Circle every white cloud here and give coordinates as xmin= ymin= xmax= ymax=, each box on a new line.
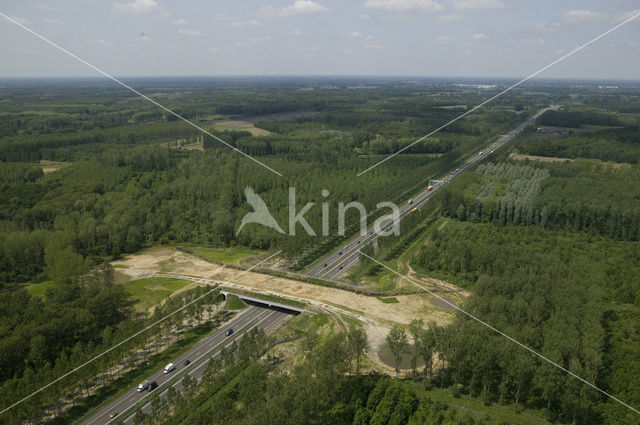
xmin=293 ymin=29 xmax=302 ymax=35
xmin=437 ymin=14 xmax=462 ymax=23
xmin=450 ymin=0 xmax=503 ymax=10
xmin=535 ymin=22 xmax=561 ymax=32
xmin=113 ymin=0 xmax=158 ymax=14
xmin=251 ymin=35 xmax=273 ymax=43
xmin=173 ymin=18 xmax=189 ymax=26
xmin=350 ymin=31 xmax=363 ymax=37
xmin=263 ymin=0 xmax=328 ymax=17
xmin=230 ymin=19 xmax=261 ymax=27
xmin=215 ymin=13 xmax=261 ymax=27
xmin=232 ymin=36 xmax=273 ymax=50
xmin=563 ymin=10 xmax=608 ymax=23
xmin=178 ymin=29 xmax=201 ymax=37
xmin=208 ymin=47 xmax=219 ymax=53
xmin=612 ymin=9 xmax=640 ymax=24
xmin=43 ymin=17 xmax=63 ymax=24
xmin=434 ymin=35 xmax=453 ymax=44
xmin=282 ymin=0 xmax=328 ymax=15
xmin=365 ymin=43 xmax=387 ymax=50
xmin=93 ymin=39 xmax=114 ymax=46
xmin=471 ymin=32 xmax=487 ymax=40
xmin=518 ymin=37 xmax=546 ymax=47
xmin=363 ymin=0 xmax=444 ymax=12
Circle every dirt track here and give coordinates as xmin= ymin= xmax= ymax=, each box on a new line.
xmin=113 ymin=247 xmax=459 ymax=370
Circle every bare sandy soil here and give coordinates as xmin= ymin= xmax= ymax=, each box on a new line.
xmin=113 ymin=247 xmax=459 ymax=369
xmin=215 ymin=120 xmax=271 ymax=136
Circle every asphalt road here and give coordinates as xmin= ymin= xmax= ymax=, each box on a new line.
xmin=81 ymin=305 xmax=292 ymax=425
xmin=304 ymin=106 xmax=557 ymax=281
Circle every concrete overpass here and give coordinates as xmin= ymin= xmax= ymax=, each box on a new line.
xmin=220 ymin=290 xmax=305 ymax=314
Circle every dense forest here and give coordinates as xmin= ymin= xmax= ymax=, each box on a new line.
xmin=410 ymin=221 xmax=639 ymax=423
xmin=437 ymin=160 xmax=640 ymax=241
xmin=1 ymin=78 xmax=640 ymax=424
xmin=0 ymin=79 xmax=541 ymax=286
xmin=350 ymin=95 xmax=640 ymax=424
xmin=122 ymin=325 xmax=514 ymax=425
xmin=0 ymin=269 xmax=220 ymax=425
xmin=405 ymin=104 xmax=640 ymax=424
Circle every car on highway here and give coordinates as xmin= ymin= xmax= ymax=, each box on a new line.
xmin=323 ymin=263 xmax=327 ymax=267
xmin=183 ymin=359 xmax=191 ymax=366
xmin=408 ymin=199 xmax=413 ymax=204
xmin=164 ymin=363 xmax=175 ymax=374
xmin=148 ymin=381 xmax=158 ymax=392
xmin=109 ymin=411 xmax=119 ymax=418
xmin=226 ymin=328 xmax=234 ymax=336
xmin=137 ymin=380 xmax=150 ymax=392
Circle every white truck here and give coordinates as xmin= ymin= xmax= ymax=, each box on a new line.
xmin=164 ymin=363 xmax=175 ymax=374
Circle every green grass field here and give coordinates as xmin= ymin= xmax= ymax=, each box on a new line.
xmin=26 ymin=280 xmax=57 ymax=298
xmin=189 ymin=246 xmax=264 ymax=266
xmin=224 ymin=294 xmax=247 ymax=310
xmin=125 ymin=277 xmax=193 ymax=310
xmin=377 ymin=297 xmax=400 ymax=304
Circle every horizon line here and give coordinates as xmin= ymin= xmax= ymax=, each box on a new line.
xmin=0 ymin=74 xmax=639 ymax=83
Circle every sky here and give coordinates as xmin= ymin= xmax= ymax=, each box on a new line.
xmin=0 ymin=0 xmax=639 ymax=80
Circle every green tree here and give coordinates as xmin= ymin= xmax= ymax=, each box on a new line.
xmin=348 ymin=328 xmax=369 ymax=375
xmin=133 ymin=406 xmax=146 ymax=425
xmin=387 ymin=326 xmax=408 ymax=380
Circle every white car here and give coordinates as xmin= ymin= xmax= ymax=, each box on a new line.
xmin=137 ymin=380 xmax=150 ymax=392
xmin=164 ymin=363 xmax=175 ymax=374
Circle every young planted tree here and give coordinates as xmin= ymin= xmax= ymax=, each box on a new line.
xmin=415 ymin=322 xmax=437 ymax=384
xmin=386 ymin=326 xmax=408 ymax=381
xmin=133 ymin=406 xmax=146 ymax=425
xmin=347 ymin=328 xmax=369 ymax=375
xmin=408 ymin=319 xmax=424 ymax=377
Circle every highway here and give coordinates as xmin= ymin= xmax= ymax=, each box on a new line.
xmin=304 ymin=106 xmax=557 ymax=281
xmin=81 ymin=305 xmax=292 ymax=425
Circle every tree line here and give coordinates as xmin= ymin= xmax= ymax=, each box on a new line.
xmin=410 ymin=220 xmax=640 ymax=423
